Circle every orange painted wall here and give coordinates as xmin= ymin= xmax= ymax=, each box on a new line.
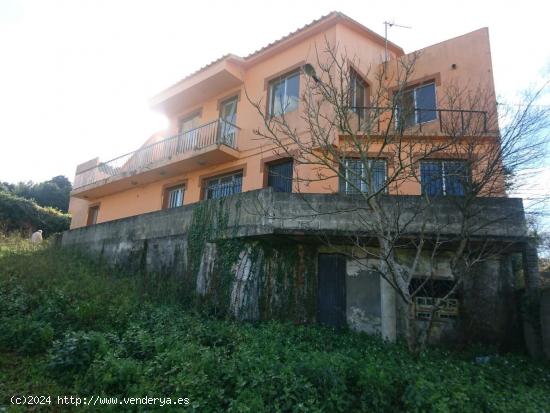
xmin=69 ymin=22 xmax=500 ymax=229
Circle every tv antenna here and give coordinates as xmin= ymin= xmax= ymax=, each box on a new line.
xmin=383 ymin=21 xmax=412 ymax=62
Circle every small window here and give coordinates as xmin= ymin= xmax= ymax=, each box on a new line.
xmin=269 ymin=71 xmax=300 ymax=116
xmin=396 ymin=82 xmax=437 ymax=128
xmin=420 ymin=160 xmax=468 ymax=196
xmin=410 ymin=278 xmax=459 ymax=320
xmin=165 ymin=185 xmax=185 ymax=209
xmin=350 ymin=69 xmax=367 ymax=111
xmin=267 ymin=159 xmax=293 ymax=193
xmin=205 ymin=171 xmax=243 ymax=200
xmin=339 ymin=159 xmax=387 ymax=195
xmin=87 ymin=205 xmax=99 ymax=226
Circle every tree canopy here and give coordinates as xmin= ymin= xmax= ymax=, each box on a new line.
xmin=0 ymin=175 xmax=72 ymax=213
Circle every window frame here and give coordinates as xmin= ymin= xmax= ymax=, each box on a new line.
xmin=179 ymin=111 xmax=202 ymax=133
xmin=86 ymin=204 xmax=100 ymax=226
xmin=164 ymin=184 xmax=185 ymax=209
xmin=420 ymin=159 xmax=469 ymax=196
xmin=267 ymin=158 xmax=294 ymax=193
xmin=396 ymin=81 xmax=437 ymax=128
xmin=204 ymin=170 xmax=243 ymax=200
xmin=350 ymin=69 xmax=368 ymax=111
xmin=340 ymin=158 xmax=387 ymax=195
xmin=268 ymin=70 xmax=300 ymax=117
xmin=219 ymin=96 xmax=238 ymax=124
xmin=410 ymin=277 xmax=459 ymax=321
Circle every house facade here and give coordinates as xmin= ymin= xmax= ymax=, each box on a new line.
xmin=68 ymin=12 xmax=498 ymax=228
xmin=63 ymin=12 xmax=535 ymax=346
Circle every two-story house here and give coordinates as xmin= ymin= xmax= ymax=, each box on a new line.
xmin=68 ymin=11 xmax=500 ymax=228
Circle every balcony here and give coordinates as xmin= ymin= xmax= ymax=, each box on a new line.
xmin=72 ymin=118 xmax=240 ymax=198
xmin=350 ymin=107 xmax=490 ymax=135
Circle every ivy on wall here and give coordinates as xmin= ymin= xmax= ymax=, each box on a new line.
xmin=184 ymin=197 xmax=318 ymax=322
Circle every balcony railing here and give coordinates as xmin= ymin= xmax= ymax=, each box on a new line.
xmin=351 ymin=106 xmax=488 ymax=134
xmin=74 ymin=118 xmax=239 ymax=189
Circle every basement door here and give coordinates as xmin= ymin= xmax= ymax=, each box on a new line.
xmin=317 ymin=254 xmax=346 ymax=328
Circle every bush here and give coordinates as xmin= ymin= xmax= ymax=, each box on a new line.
xmin=0 ymin=238 xmax=549 ymax=412
xmin=47 ymin=331 xmax=108 ymax=383
xmin=79 ymin=353 xmax=144 ymax=396
xmin=0 ymin=190 xmax=70 ymax=235
xmin=0 ymin=318 xmax=54 ymax=355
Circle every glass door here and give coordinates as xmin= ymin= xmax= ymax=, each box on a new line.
xmin=218 ymin=97 xmax=238 ymax=146
xmin=178 ymin=114 xmax=201 ymax=152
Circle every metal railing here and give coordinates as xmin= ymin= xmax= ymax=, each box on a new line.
xmin=351 ymin=106 xmax=488 ymax=134
xmin=74 ymin=118 xmax=239 ymax=189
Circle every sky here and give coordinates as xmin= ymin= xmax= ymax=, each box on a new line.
xmin=0 ymin=0 xmax=549 ymax=198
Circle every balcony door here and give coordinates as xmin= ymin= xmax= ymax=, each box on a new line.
xmin=218 ymin=97 xmax=238 ymax=146
xmin=179 ymin=113 xmax=201 ymax=153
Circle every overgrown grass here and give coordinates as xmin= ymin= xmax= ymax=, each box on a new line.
xmin=0 ymin=236 xmax=549 ymax=412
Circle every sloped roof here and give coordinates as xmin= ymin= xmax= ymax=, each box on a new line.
xmin=244 ymin=11 xmax=403 ymax=61
xmin=152 ymin=11 xmax=404 ymax=101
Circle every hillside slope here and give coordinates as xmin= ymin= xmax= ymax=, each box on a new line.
xmin=0 ymin=238 xmax=549 ymax=412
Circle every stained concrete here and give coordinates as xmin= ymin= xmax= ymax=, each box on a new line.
xmin=63 ymin=189 xmax=528 ymax=248
xmin=61 ymin=188 xmax=531 ymax=345
xmin=346 ymin=260 xmax=382 ymax=335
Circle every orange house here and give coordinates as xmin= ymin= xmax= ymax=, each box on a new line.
xmin=68 ymin=11 xmax=499 ymax=229
xmin=62 ymin=12 xmax=538 ymax=343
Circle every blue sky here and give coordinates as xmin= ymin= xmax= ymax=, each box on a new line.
xmin=1 ymin=0 xmax=549 ymax=218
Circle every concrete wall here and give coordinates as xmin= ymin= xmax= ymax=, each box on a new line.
xmin=64 ymin=189 xmax=528 ymax=246
xmin=62 ymin=189 xmax=529 ymax=347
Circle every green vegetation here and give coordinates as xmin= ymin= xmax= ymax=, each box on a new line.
xmin=1 ymin=236 xmax=549 ymax=412
xmin=0 ymin=190 xmax=70 ymax=235
xmin=1 ymin=175 xmax=72 ymax=212
xmin=187 ymin=199 xmax=317 ymax=321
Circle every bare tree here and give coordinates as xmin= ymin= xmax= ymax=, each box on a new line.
xmin=246 ymin=39 xmax=550 ymax=352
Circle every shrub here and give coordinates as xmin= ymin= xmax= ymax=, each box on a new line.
xmin=1 ymin=238 xmax=549 ymax=412
xmin=47 ymin=331 xmax=108 ymax=384
xmin=0 ymin=190 xmax=70 ymax=235
xmin=0 ymin=318 xmax=54 ymax=355
xmin=79 ymin=353 xmax=144 ymax=396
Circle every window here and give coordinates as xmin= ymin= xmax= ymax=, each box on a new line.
xmin=267 ymin=159 xmax=293 ymax=193
xmin=339 ymin=159 xmax=387 ymax=195
xmin=87 ymin=205 xmax=99 ymax=226
xmin=396 ymin=82 xmax=437 ymax=128
xmin=180 ymin=113 xmax=201 ymax=133
xmin=219 ymin=96 xmax=238 ymax=146
xmin=178 ymin=113 xmax=201 ymax=152
xmin=165 ymin=185 xmax=185 ymax=209
xmin=269 ymin=71 xmax=300 ymax=116
xmin=350 ymin=69 xmax=367 ymax=111
xmin=420 ymin=160 xmax=468 ymax=196
xmin=205 ymin=171 xmax=243 ymax=200
xmin=410 ymin=278 xmax=459 ymax=320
